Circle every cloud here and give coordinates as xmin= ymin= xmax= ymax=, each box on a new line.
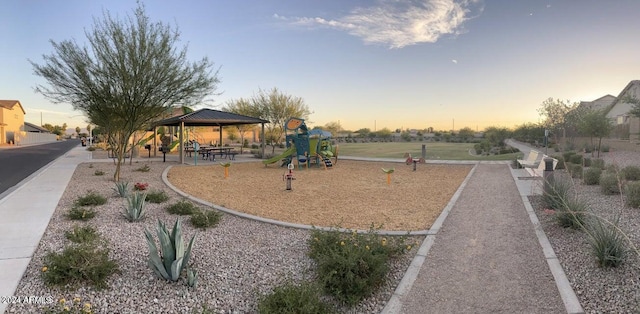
xmin=452 ymin=59 xmax=458 ymax=64
xmin=278 ymin=0 xmax=483 ymax=49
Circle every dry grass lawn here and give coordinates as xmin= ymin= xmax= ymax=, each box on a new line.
xmin=167 ymin=160 xmax=472 ymax=231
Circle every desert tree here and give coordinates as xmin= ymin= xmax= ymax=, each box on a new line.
xmin=537 ymin=98 xmax=578 ymax=144
xmin=577 ymin=109 xmax=614 ymax=158
xmin=30 ymin=4 xmax=220 ymax=181
xmin=223 ymin=98 xmax=261 ymax=154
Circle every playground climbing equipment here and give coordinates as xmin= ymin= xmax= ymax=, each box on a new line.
xmin=262 ymin=117 xmax=338 ymax=169
xmin=404 ymin=153 xmax=426 ymax=172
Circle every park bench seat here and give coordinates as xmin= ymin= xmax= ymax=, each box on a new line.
xmin=518 ymin=150 xmax=539 ymax=168
xmin=526 ymin=155 xmax=558 ymax=177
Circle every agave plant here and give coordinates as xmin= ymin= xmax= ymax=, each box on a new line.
xmin=144 ymin=219 xmax=196 ymax=281
xmin=187 ymin=268 xmax=198 ymax=288
xmin=123 ymin=191 xmax=147 ymax=222
xmin=113 ymin=181 xmax=130 ymax=197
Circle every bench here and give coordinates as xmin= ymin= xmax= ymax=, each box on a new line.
xmin=518 ymin=150 xmax=539 ymax=168
xmin=526 ymin=155 xmax=558 ymax=177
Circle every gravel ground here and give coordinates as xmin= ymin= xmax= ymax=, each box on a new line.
xmin=6 ymin=160 xmax=424 ymax=314
xmin=531 ymin=150 xmax=640 ymax=313
xmin=401 ymin=164 xmax=566 ymax=313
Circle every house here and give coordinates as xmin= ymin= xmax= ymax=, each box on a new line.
xmin=576 ymin=94 xmax=617 ymax=112
xmin=605 ymin=80 xmax=640 ymax=141
xmin=0 ymin=100 xmax=25 ymax=144
xmin=24 ymin=121 xmax=50 ymax=133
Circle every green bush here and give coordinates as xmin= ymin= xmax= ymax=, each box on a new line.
xmin=42 ymin=243 xmax=118 ymax=290
xmin=620 ymin=165 xmax=640 ymax=181
xmin=569 ymin=154 xmax=583 ymax=164
xmin=64 ymin=225 xmax=99 ymax=244
xmin=555 ymin=197 xmax=587 ymax=229
xmin=562 ymin=151 xmax=576 ymax=162
xmin=190 ymin=210 xmax=222 ymax=229
xmin=543 ymin=178 xmax=571 ymax=210
xmin=569 ymin=164 xmax=583 ymax=179
xmin=583 ymin=157 xmax=591 ymax=167
xmin=605 ymin=164 xmax=620 ymax=173
xmin=308 ymin=227 xmax=407 ymax=305
xmin=591 ymin=159 xmax=605 ymax=169
xmin=94 ymin=170 xmax=105 ymax=176
xmin=67 ymin=206 xmax=96 ymax=221
xmin=258 ymin=282 xmax=334 ymax=314
xmin=624 ymin=181 xmax=640 ymax=208
xmin=166 ymin=200 xmax=198 ymax=215
xmin=600 ymin=173 xmax=622 ymax=195
xmin=601 ymin=145 xmax=610 ymax=152
xmin=586 ymin=217 xmax=626 ymax=268
xmin=146 ymin=190 xmax=169 ymax=203
xmin=135 ymin=164 xmax=151 ymax=172
xmin=75 ymin=192 xmax=107 ymax=206
xmin=583 ymin=167 xmax=602 ymax=185
xmin=552 ymin=155 xmax=565 ymax=170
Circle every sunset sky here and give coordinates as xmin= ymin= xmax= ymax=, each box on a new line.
xmin=2 ymin=0 xmax=639 ymax=132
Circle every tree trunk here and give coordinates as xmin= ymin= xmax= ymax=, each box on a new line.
xmin=597 ymin=137 xmax=602 ymax=159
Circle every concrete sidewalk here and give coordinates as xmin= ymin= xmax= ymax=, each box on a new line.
xmin=0 ymin=146 xmax=90 ymax=314
xmin=384 ymin=163 xmax=582 ymax=314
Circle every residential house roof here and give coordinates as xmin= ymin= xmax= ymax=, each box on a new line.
xmin=0 ymin=100 xmax=26 ymax=114
xmin=24 ymin=121 xmax=50 ymax=133
xmin=577 ymin=94 xmax=617 ymax=112
xmin=605 ymin=80 xmax=640 ymax=120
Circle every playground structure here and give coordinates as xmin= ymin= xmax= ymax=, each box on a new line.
xmin=262 ymin=117 xmax=338 ymax=169
xmin=404 ymin=152 xmax=426 ymax=172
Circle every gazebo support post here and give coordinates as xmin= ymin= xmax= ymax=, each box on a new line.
xmin=218 ymin=125 xmax=223 ymax=147
xmin=261 ymin=123 xmax=265 ymax=159
xmin=179 ymin=121 xmax=184 ymax=164
xmin=153 ymin=126 xmax=157 ymax=157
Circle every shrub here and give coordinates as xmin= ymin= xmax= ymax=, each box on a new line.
xmin=620 ymin=165 xmax=640 ymax=181
xmin=94 ymin=170 xmax=105 ymax=176
xmin=582 ymin=157 xmax=591 ymax=167
xmin=555 ymin=196 xmax=587 ymax=229
xmin=144 ymin=219 xmax=196 ymax=282
xmin=135 ymin=164 xmax=151 ymax=172
xmin=67 ymin=206 xmax=96 ymax=221
xmin=42 ymin=243 xmax=118 ymax=290
xmin=583 ymin=167 xmax=602 ymax=185
xmin=190 ymin=210 xmax=222 ymax=229
xmin=146 ymin=190 xmax=169 ymax=203
xmin=600 ymin=173 xmax=622 ymax=195
xmin=552 ymin=155 xmax=565 ymax=170
xmin=605 ymin=164 xmax=620 ymax=174
xmin=601 ymin=145 xmax=610 ymax=152
xmin=113 ymin=181 xmax=129 ymax=198
xmin=569 ymin=154 xmax=583 ymax=164
xmin=75 ymin=192 xmax=107 ymax=206
xmin=251 ymin=144 xmax=259 ymax=149
xmin=568 ymin=164 xmax=583 ymax=179
xmin=562 ymin=151 xmax=576 ymax=162
xmin=586 ymin=216 xmax=626 ymax=267
xmin=542 ymin=178 xmax=571 ymax=210
xmin=166 ymin=200 xmax=198 ymax=215
xmin=624 ymin=181 xmax=640 ymax=208
xmin=308 ymin=227 xmax=407 ymax=305
xmin=258 ymin=282 xmax=334 ymax=314
xmin=591 ymin=159 xmax=605 ymax=169
xmin=133 ymin=182 xmax=149 ymax=191
xmin=64 ymin=225 xmax=99 ymax=244
xmin=123 ymin=192 xmax=147 ymax=222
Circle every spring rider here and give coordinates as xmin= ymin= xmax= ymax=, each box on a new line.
xmin=283 ymin=163 xmax=295 ymax=190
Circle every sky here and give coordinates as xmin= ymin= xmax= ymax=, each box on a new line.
xmin=2 ymin=0 xmax=640 ymax=132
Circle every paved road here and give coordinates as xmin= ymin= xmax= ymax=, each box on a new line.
xmin=0 ymin=140 xmax=79 ymax=197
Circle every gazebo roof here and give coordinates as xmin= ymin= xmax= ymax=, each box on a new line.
xmin=154 ymin=108 xmax=269 ymax=127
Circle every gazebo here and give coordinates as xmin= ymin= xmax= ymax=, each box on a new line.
xmin=153 ymin=108 xmax=269 ymax=164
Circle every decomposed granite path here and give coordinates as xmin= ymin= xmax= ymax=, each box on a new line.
xmin=400 ymin=163 xmax=566 ymax=313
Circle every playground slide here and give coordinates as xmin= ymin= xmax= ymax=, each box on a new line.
xmin=262 ymin=147 xmax=296 ymax=165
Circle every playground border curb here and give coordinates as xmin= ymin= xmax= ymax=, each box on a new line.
xmin=380 ymin=163 xmax=478 ymax=314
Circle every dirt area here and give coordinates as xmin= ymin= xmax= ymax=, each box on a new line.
xmin=167 ymin=160 xmax=472 ymax=231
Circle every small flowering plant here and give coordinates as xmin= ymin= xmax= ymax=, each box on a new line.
xmin=133 ymin=182 xmax=149 ymax=191
xmin=46 ymin=297 xmax=93 ymax=314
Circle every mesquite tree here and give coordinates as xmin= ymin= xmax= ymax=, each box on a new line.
xmin=31 ymin=4 xmax=219 ymax=181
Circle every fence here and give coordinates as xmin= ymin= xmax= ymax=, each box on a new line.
xmin=15 ymin=131 xmax=58 ymax=146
